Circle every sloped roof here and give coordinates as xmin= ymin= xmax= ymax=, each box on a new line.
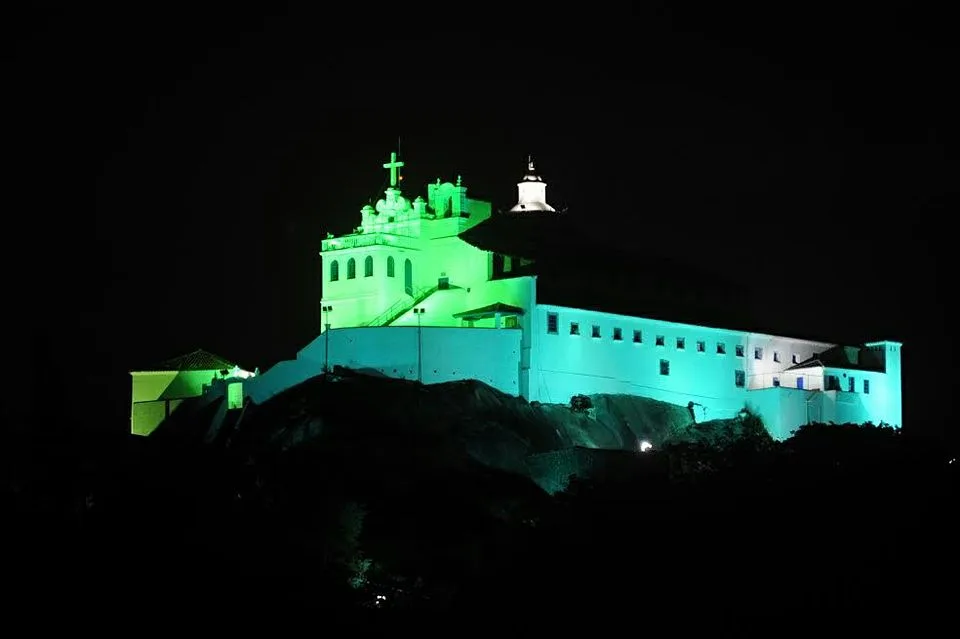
xmin=459 ymin=211 xmax=882 ymax=345
xmin=153 ymin=349 xmax=236 ymax=372
xmin=786 ymin=345 xmax=885 ymax=373
xmin=453 ymin=302 xmax=525 ymax=320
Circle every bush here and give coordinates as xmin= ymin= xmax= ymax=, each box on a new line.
xmin=569 ymin=394 xmax=593 ymax=413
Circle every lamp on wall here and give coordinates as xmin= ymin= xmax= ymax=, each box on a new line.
xmin=413 ymin=307 xmax=426 ymax=383
xmin=322 ymin=305 xmax=334 ymax=372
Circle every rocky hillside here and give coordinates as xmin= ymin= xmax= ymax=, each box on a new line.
xmin=155 ymin=368 xmax=768 ymax=493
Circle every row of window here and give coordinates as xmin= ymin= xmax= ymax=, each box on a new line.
xmin=546 ymin=312 xmax=805 ymax=364
xmin=657 ymin=359 xmax=746 ymax=388
xmin=826 ymin=375 xmax=870 ymax=394
xmin=329 ymin=256 xmax=405 ymax=281
xmin=657 ymin=361 xmax=870 ymax=393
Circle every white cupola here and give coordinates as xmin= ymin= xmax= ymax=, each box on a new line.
xmin=509 ymin=156 xmax=555 ymax=212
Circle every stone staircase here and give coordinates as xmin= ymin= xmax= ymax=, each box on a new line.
xmin=367 ymin=285 xmax=438 ymax=327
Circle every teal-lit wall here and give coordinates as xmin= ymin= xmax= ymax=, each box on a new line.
xmin=292 ymin=325 xmax=522 ymax=394
xmin=525 ymin=303 xmax=901 ymax=439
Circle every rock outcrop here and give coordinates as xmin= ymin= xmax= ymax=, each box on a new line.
xmin=154 ymin=368 xmax=763 ymax=493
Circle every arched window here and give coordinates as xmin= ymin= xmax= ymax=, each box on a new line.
xmin=404 ymin=258 xmax=413 ymax=295
xmin=387 ymin=255 xmax=395 ymax=277
xmin=347 ymin=257 xmax=356 ymax=279
xmin=329 ymin=260 xmax=339 ymax=282
xmin=364 ymin=255 xmax=373 ymax=277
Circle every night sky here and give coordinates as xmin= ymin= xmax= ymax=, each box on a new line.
xmin=12 ymin=5 xmax=955 ymax=436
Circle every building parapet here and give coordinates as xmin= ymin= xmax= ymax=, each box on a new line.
xmin=321 ymin=233 xmax=420 ymax=253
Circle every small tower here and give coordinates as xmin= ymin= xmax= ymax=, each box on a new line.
xmin=509 ymin=156 xmax=555 ymax=212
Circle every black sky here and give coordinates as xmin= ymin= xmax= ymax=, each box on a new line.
xmin=11 ymin=4 xmax=955 ymax=436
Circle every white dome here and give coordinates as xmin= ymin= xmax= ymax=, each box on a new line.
xmin=509 ymin=157 xmax=555 ymax=213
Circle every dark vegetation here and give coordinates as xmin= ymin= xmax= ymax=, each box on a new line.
xmin=5 ymin=379 xmax=955 ymax=628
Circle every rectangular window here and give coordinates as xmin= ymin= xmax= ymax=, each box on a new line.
xmin=735 ymin=370 xmax=745 ymax=387
xmin=754 ymin=347 xmax=763 ymax=360
xmin=591 ymin=325 xmax=601 ymax=338
xmin=660 ymin=359 xmax=670 ymax=376
xmin=633 ymin=330 xmax=642 ymax=343
xmin=696 ymin=340 xmax=705 ymax=353
xmin=656 ymin=335 xmax=665 ymax=346
xmin=848 ymin=376 xmax=855 ymax=392
xmin=676 ymin=337 xmax=685 ymax=350
xmin=717 ymin=342 xmax=726 ymax=355
xmin=570 ymin=322 xmax=580 ymax=336
xmin=773 ymin=376 xmax=780 ymax=387
xmin=613 ymin=327 xmax=623 ymax=341
xmin=546 ymin=312 xmax=558 ymax=334
xmin=797 ymin=377 xmax=804 ymax=390
xmin=773 ymin=351 xmax=781 ymax=363
xmin=735 ymin=345 xmax=744 ymax=357
xmin=792 ymin=353 xmax=799 ymax=364
xmin=864 ymin=379 xmax=870 ymax=394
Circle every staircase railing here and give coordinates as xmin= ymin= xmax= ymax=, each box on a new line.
xmin=367 ymin=285 xmax=438 ymax=327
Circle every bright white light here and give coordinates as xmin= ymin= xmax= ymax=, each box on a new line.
xmin=639 ymin=440 xmax=653 ymax=452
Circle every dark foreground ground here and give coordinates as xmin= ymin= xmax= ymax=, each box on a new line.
xmin=6 ymin=419 xmax=956 ymax=630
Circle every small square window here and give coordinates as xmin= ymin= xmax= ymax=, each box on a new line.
xmin=735 ymin=370 xmax=745 ymax=387
xmin=660 ymin=359 xmax=670 ymax=376
xmin=754 ymin=347 xmax=763 ymax=360
xmin=570 ymin=322 xmax=580 ymax=336
xmin=546 ymin=312 xmax=558 ymax=334
xmin=591 ymin=325 xmax=601 ymax=338
xmin=656 ymin=335 xmax=665 ymax=347
xmin=633 ymin=330 xmax=642 ymax=343
xmin=676 ymin=337 xmax=685 ymax=350
xmin=613 ymin=327 xmax=623 ymax=341
xmin=717 ymin=342 xmax=726 ymax=355
xmin=696 ymin=340 xmax=705 ymax=353
xmin=735 ymin=345 xmax=745 ymax=357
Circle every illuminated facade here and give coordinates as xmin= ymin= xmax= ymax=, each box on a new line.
xmin=244 ymin=153 xmax=903 ymax=441
xmin=130 ymin=349 xmax=255 ymax=435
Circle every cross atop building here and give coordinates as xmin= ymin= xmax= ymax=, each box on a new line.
xmin=383 ymin=151 xmax=405 ymax=188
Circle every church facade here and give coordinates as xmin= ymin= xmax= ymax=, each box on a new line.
xmin=238 ymin=153 xmax=903 ymax=441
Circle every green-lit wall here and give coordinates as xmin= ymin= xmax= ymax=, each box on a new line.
xmin=130 ymin=369 xmax=223 ymax=436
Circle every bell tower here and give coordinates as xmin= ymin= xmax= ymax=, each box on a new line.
xmin=509 ymin=156 xmax=556 ymax=212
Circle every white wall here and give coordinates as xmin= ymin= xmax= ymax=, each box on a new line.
xmin=743 ymin=334 xmax=834 ymax=388
xmin=528 ymin=304 xmax=753 ymax=420
xmin=747 ymin=387 xmax=826 ymax=440
xmin=824 ymin=365 xmax=901 ymax=427
xmin=297 ymin=326 xmax=523 ymax=395
xmin=243 ymin=358 xmax=326 ymax=405
xmin=321 ymin=245 xmax=409 ymax=329
xmin=525 ymin=303 xmax=882 ymax=439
